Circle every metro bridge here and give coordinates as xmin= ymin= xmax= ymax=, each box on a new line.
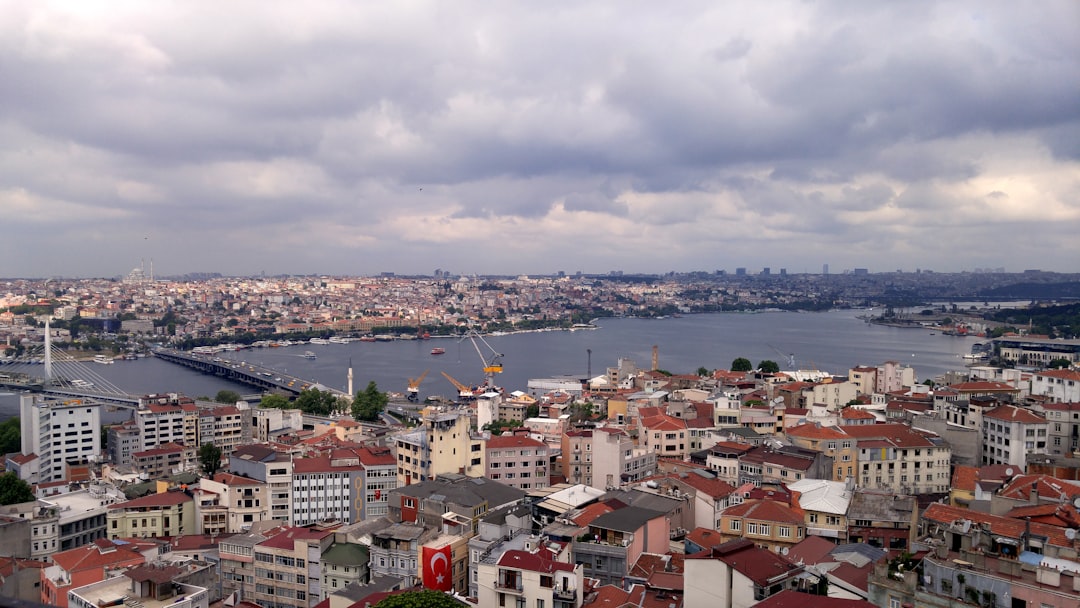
xmin=151 ymin=348 xmax=344 ymax=397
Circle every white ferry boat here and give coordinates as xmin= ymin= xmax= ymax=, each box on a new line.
xmin=93 ymin=354 xmax=114 ymax=364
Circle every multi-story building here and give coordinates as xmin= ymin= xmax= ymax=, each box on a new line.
xmin=718 ymin=499 xmax=806 ymax=554
xmin=252 ymin=523 xmax=339 ymax=608
xmin=639 ymin=412 xmax=689 ymax=459
xmin=591 ymin=427 xmax=656 ymax=491
xmin=228 ymin=444 xmax=296 ymax=523
xmin=1036 ymin=401 xmax=1080 ymax=456
xmin=17 ymin=394 xmax=102 ymax=484
xmin=388 ymin=474 xmax=525 ymax=536
xmin=561 ymin=430 xmax=593 ymax=487
xmin=570 ymin=506 xmax=669 ymax=586
xmin=135 ymin=402 xmax=192 ymax=451
xmin=845 ymin=489 xmax=918 ymax=555
xmin=320 ymin=541 xmax=369 ymax=599
xmin=197 ymin=472 xmax=271 ymax=534
xmin=40 ymin=539 xmax=150 ymax=608
xmin=198 ymin=404 xmax=250 ymax=455
xmin=107 ymin=421 xmax=141 ymax=466
xmin=0 ymin=485 xmax=122 ymax=557
xmin=787 ymin=478 xmax=851 ymax=542
xmin=848 ymin=366 xmax=878 ymax=396
xmin=106 ymin=490 xmax=195 ymax=539
xmin=784 ymin=423 xmax=858 ymax=482
xmin=478 ymin=544 xmax=584 ymax=608
xmin=1030 ymin=368 xmax=1080 ymax=403
xmin=132 ymin=442 xmax=196 ymax=479
xmin=291 ymin=447 xmax=397 ymax=525
xmin=738 ymin=445 xmax=832 ymax=487
xmin=981 ymin=404 xmax=1048 ymax=467
xmin=875 ymin=361 xmax=915 ymax=394
xmin=841 ymin=423 xmax=952 ymax=495
xmin=219 ymin=527 xmax=283 ymax=604
xmin=252 ymin=407 xmax=304 ymax=443
xmin=369 ymin=522 xmax=436 ymax=585
xmin=485 ymin=432 xmax=550 ymax=491
xmin=684 ymin=539 xmax=804 ymax=608
xmin=392 ymin=407 xmax=485 ymax=486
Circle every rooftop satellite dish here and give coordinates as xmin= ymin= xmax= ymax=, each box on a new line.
xmin=961 ymin=520 xmax=972 ymax=534
xmin=1073 ymin=496 xmax=1080 ymax=509
xmin=1066 ymin=529 xmax=1077 ymax=541
xmin=1005 ymin=467 xmax=1014 ymax=476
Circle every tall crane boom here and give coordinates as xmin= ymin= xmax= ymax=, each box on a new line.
xmin=465 ymin=329 xmax=503 ymax=390
xmin=441 ymin=371 xmax=476 ymax=400
xmin=406 ymin=369 xmax=429 ymax=401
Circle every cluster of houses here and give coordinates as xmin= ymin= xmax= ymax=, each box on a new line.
xmin=2 ymin=360 xmax=1080 ymax=608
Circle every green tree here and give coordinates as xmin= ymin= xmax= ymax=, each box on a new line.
xmin=731 ymin=357 xmax=753 ymax=372
xmin=0 ymin=418 xmax=21 ymax=454
xmin=0 ymin=472 xmax=35 ymax=505
xmin=198 ymin=443 xmax=222 ymax=477
xmin=215 ymin=390 xmax=241 ymax=404
xmin=260 ymin=394 xmax=291 ymax=409
xmin=294 ymin=388 xmax=339 ymax=416
xmin=1048 ymin=358 xmax=1072 ymax=369
xmin=352 ymin=381 xmax=388 ymax=421
xmin=374 ymin=590 xmax=466 ymax=608
xmin=757 ymin=360 xmax=780 ymax=374
xmin=526 ymin=403 xmax=540 ymax=419
xmin=697 ymin=366 xmax=711 ymax=377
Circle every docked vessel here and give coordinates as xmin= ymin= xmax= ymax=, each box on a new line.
xmin=431 ymin=347 xmax=446 ymax=355
xmin=93 ymin=354 xmax=114 ymax=364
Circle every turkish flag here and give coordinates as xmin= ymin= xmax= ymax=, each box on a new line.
xmin=421 ymin=545 xmax=453 ymax=591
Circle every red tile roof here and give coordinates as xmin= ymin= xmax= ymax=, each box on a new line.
xmin=690 ymin=539 xmax=802 ymax=586
xmin=486 ymin=434 xmax=547 ymax=450
xmin=722 ymin=499 xmax=803 ymax=524
xmin=258 ymin=525 xmax=338 ymax=550
xmin=785 ymin=423 xmax=848 ymax=440
xmin=1035 ymin=369 xmax=1080 ymax=381
xmin=50 ymin=543 xmax=146 ymax=573
xmin=923 ymin=503 xmax=1074 ymax=548
xmin=109 ymin=491 xmax=192 ymax=510
xmin=497 ymin=549 xmax=576 ymax=573
xmin=983 ymin=405 xmax=1046 ymax=424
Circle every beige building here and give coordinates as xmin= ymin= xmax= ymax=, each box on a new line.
xmin=393 ymin=407 xmax=485 ymax=486
xmin=197 ymin=472 xmax=270 ymax=534
xmin=561 ymin=430 xmax=593 ymax=487
xmin=718 ymin=499 xmax=806 ymax=554
xmin=477 ymin=543 xmax=584 ymax=608
xmin=639 ymin=412 xmax=689 ymax=459
xmin=591 ymin=427 xmax=656 ymax=491
xmin=252 ymin=523 xmax=340 ymax=608
xmin=107 ymin=490 xmax=195 ymax=539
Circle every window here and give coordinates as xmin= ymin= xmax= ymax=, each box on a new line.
xmin=730 ymin=519 xmax=741 ymax=532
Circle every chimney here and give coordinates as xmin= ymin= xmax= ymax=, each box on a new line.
xmin=1031 ymin=482 xmax=1039 ymax=505
xmin=652 ymin=345 xmax=659 ymax=372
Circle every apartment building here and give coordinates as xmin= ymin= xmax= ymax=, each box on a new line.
xmin=570 ymin=506 xmax=669 ymax=586
xmin=393 ymin=407 xmax=485 ymax=486
xmin=1030 ymin=368 xmax=1080 ymax=403
xmin=639 ymin=412 xmax=689 ymax=459
xmin=981 ymin=404 xmax=1048 ymax=467
xmin=738 ymin=445 xmax=832 ymax=487
xmin=228 ymin=444 xmax=296 ymax=523
xmin=320 ymin=541 xmax=369 ymax=599
xmin=842 ymin=423 xmax=952 ymax=495
xmin=67 ymin=565 xmax=209 ymax=608
xmin=291 ymin=447 xmax=397 ymax=525
xmin=135 ymin=402 xmax=195 ymax=450
xmin=131 ymin=442 xmax=196 ymax=479
xmin=848 ymin=366 xmax=878 ymax=395
xmin=875 ymin=361 xmax=915 ymax=394
xmin=369 ymin=522 xmax=437 ymax=586
xmin=389 ymin=474 xmax=525 ymax=536
xmin=253 ymin=407 xmax=304 ymax=443
xmin=684 ymin=539 xmax=804 ymax=608
xmin=1036 ymin=401 xmax=1080 ymax=456
xmin=784 ymin=423 xmax=858 ymax=482
xmin=198 ymin=404 xmax=250 ymax=454
xmin=17 ymin=394 xmax=102 ymax=484
xmin=591 ymin=427 xmax=656 ymax=491
xmin=197 ymin=472 xmax=270 ymax=534
xmin=107 ymin=422 xmax=141 ymax=466
xmin=787 ymin=478 xmax=851 ymax=542
xmin=219 ymin=527 xmax=283 ymax=604
xmin=561 ymin=430 xmax=593 ymax=488
xmin=478 ymin=544 xmax=584 ymax=608
xmin=485 ymin=432 xmax=550 ymax=491
xmin=719 ymin=499 xmax=806 ymax=554
xmin=106 ymin=490 xmax=195 ymax=539
xmin=40 ymin=539 xmax=150 ymax=608
xmin=251 ymin=523 xmax=339 ymax=608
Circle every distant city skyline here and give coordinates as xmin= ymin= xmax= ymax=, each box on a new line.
xmin=2 ymin=2 xmax=1078 ymax=277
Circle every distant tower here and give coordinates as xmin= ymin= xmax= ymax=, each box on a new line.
xmin=347 ymin=358 xmax=354 ymax=397
xmin=44 ymin=317 xmax=53 ymax=381
xmin=651 ymin=345 xmax=659 ymax=371
xmin=823 ymin=263 xmax=830 ymax=275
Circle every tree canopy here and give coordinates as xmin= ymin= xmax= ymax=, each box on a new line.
xmin=294 ymin=388 xmax=340 ymax=416
xmin=374 ymin=590 xmax=466 ymax=608
xmin=352 ymin=381 xmax=388 ymax=422
xmin=260 ymin=394 xmax=291 ymax=410
xmin=215 ymin=390 xmax=241 ymax=404
xmin=757 ymin=360 xmax=780 ymax=374
xmin=198 ymin=443 xmax=222 ymax=477
xmin=0 ymin=472 xmax=35 ymax=506
xmin=0 ymin=418 xmax=20 ymax=454
xmin=731 ymin=357 xmax=753 ymax=372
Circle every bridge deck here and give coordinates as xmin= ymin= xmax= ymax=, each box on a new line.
xmin=152 ymin=349 xmax=345 ymax=397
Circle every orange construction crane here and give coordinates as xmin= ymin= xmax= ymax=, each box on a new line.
xmin=406 ymin=369 xmax=429 ymax=402
xmin=441 ymin=371 xmax=476 ymax=401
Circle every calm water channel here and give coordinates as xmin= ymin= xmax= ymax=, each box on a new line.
xmin=0 ymin=309 xmax=984 ymax=421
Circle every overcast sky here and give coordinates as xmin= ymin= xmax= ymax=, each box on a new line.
xmin=2 ymin=1 xmax=1078 ymax=278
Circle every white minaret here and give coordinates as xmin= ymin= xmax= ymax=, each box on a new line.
xmin=347 ymin=357 xmax=354 ymax=397
xmin=44 ymin=317 xmax=53 ymax=381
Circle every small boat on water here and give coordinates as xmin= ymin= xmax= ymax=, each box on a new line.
xmin=93 ymin=354 xmax=114 ymax=364
xmin=431 ymin=347 xmax=446 ymax=355
xmin=309 ymin=338 xmax=330 ymax=345
xmin=303 ymin=351 xmax=317 ymax=360
xmin=358 ymin=335 xmax=376 ymax=342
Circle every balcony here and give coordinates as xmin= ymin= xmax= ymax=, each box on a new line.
xmin=553 ymin=585 xmax=577 ymax=601
xmin=496 ymin=570 xmax=523 ymax=594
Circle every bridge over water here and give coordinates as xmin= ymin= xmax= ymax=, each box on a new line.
xmin=151 ymin=348 xmax=346 ymax=397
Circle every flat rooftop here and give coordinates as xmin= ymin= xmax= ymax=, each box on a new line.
xmin=71 ymin=576 xmax=206 ymax=608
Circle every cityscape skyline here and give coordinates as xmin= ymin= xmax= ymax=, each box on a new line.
xmin=2 ymin=2 xmax=1078 ymax=278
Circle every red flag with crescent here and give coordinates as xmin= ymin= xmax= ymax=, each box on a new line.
xmin=422 ymin=544 xmax=453 ymax=591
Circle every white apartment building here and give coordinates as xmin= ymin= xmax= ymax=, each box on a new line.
xmin=135 ymin=403 xmax=191 ymax=450
xmin=1030 ymin=369 xmax=1080 ymax=403
xmin=591 ymin=427 xmax=656 ymax=491
xmin=18 ymin=394 xmax=102 ymax=484
xmin=981 ymin=404 xmax=1049 ymax=467
xmin=875 ymin=360 xmax=916 ymax=394
xmin=477 ymin=545 xmax=584 ymax=608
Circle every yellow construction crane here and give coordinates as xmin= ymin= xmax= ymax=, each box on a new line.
xmin=465 ymin=329 xmax=503 ymax=390
xmin=441 ymin=371 xmax=476 ymax=401
xmin=406 ymin=369 xmax=429 ymax=402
